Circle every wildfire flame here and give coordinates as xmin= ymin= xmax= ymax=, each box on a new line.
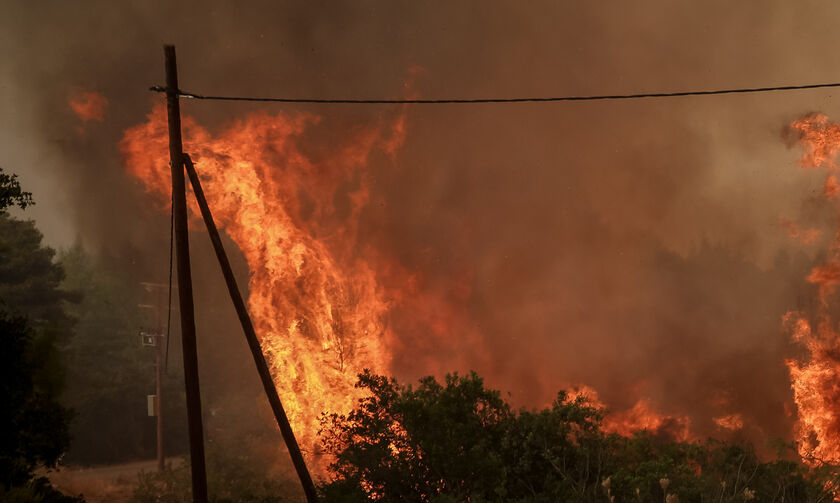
xmin=713 ymin=413 xmax=744 ymax=432
xmin=785 ymin=113 xmax=840 ymax=463
xmin=121 ymin=103 xmax=403 ymax=460
xmin=568 ymin=385 xmax=695 ymax=442
xmin=120 ymin=100 xmax=706 ymax=467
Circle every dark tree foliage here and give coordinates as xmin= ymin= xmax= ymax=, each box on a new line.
xmin=319 ymin=371 xmax=840 ymax=502
xmin=320 ymin=371 xmax=513 ymax=502
xmin=0 ymin=312 xmax=80 ymax=502
xmin=0 ymin=166 xmax=33 ymax=211
xmin=0 ymin=313 xmax=70 ymax=486
xmin=0 ymin=174 xmax=82 ymax=501
xmin=0 ymin=213 xmax=78 ymax=327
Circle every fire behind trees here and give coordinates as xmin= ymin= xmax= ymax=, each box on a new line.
xmin=1 ymin=164 xmax=839 ymax=502
xmin=118 ymin=97 xmax=840 ymax=469
xmin=318 ymin=371 xmax=838 ymax=503
xmin=131 ymin=369 xmax=840 ymax=502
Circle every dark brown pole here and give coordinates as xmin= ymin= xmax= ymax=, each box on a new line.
xmin=155 ymin=336 xmax=164 ymax=472
xmin=154 ymin=290 xmax=165 ymax=473
xmin=164 ymin=45 xmax=208 ymax=503
xmin=183 ymin=155 xmax=319 ymax=503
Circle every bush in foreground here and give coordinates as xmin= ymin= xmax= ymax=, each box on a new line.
xmin=319 ymin=370 xmax=839 ymax=502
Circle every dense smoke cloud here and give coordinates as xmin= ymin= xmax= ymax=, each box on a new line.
xmin=5 ymin=0 xmax=840 ymax=454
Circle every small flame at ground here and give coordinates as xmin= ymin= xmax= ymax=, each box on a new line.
xmin=713 ymin=413 xmax=744 ymax=432
xmin=568 ymin=385 xmax=695 ymax=441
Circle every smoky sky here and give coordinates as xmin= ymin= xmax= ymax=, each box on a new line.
xmin=5 ymin=0 xmax=840 ymax=449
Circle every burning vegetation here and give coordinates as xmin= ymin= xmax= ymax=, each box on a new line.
xmin=9 ymin=75 xmax=840 ymax=503
xmin=9 ymin=2 xmax=840 ymax=501
xmin=117 ymin=98 xmax=840 ymax=476
xmin=785 ymin=113 xmax=840 ymax=464
xmin=120 ymin=102 xmax=726 ymax=468
xmin=121 ymin=103 xmax=402 ymax=461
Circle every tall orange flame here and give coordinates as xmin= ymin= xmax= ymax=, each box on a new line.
xmin=121 ymin=104 xmax=403 ymax=460
xmin=785 ymin=113 xmax=840 ymax=463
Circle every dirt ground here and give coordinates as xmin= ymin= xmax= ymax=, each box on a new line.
xmin=44 ymin=458 xmax=181 ymax=503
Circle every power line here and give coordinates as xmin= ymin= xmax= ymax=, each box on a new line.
xmin=149 ymin=81 xmax=840 ymax=104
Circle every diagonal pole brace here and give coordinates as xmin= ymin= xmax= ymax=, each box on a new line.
xmin=183 ymin=154 xmax=319 ymax=502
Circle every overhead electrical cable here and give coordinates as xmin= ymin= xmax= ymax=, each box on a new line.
xmin=150 ymin=81 xmax=840 ymax=104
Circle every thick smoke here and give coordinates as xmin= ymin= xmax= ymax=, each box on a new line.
xmin=5 ymin=0 xmax=840 ymax=456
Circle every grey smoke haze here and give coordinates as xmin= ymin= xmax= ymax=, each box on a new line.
xmin=4 ymin=0 xmax=840 ymax=451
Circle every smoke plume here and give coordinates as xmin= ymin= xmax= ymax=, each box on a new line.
xmin=5 ymin=0 xmax=840 ymax=460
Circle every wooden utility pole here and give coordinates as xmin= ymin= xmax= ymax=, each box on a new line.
xmin=164 ymin=45 xmax=208 ymax=503
xmin=154 ymin=330 xmax=164 ymax=471
xmin=184 ymin=155 xmax=319 ymax=503
xmin=139 ymin=282 xmax=169 ymax=472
